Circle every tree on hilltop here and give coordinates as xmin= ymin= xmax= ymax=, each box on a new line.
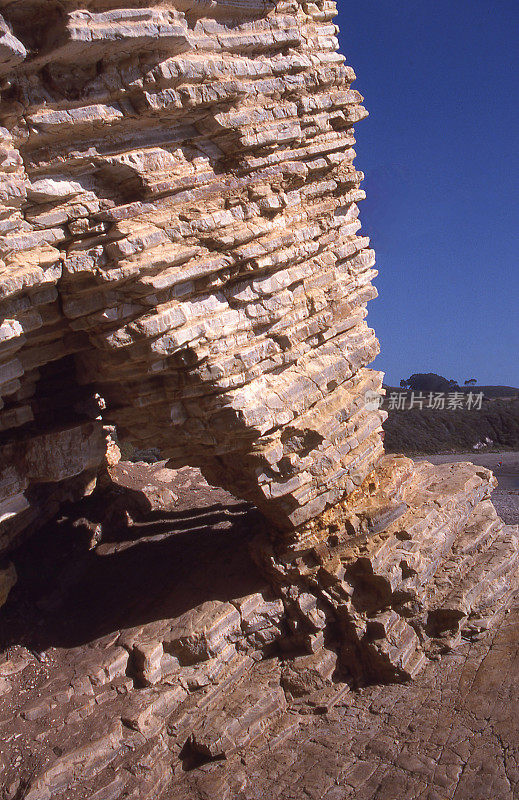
xmin=401 ymin=373 xmax=459 ymax=392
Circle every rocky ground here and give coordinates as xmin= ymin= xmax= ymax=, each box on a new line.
xmin=0 ymin=455 xmax=518 ymax=800
xmin=417 ymin=453 xmax=519 ymax=527
xmin=175 ymin=603 xmax=519 ymax=800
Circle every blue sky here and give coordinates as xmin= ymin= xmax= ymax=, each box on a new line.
xmin=337 ymin=1 xmax=518 ymax=387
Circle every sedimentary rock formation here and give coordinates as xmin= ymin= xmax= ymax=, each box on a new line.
xmin=0 ymin=462 xmax=517 ymax=800
xmin=0 ymin=0 xmax=384 ymax=547
xmin=0 ymin=3 xmax=518 ymax=777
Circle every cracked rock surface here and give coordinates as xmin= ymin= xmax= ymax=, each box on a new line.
xmin=0 ymin=0 xmax=385 ymax=545
xmin=176 ymin=603 xmax=519 ymax=800
xmin=0 ymin=462 xmax=518 ymax=800
xmin=0 ymin=3 xmax=518 ymax=792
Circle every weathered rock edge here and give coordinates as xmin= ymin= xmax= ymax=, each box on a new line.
xmin=0 ymin=0 xmax=517 ymax=755
xmin=1 ymin=458 xmax=518 ymax=800
xmin=1 ymin=0 xmax=383 ymax=554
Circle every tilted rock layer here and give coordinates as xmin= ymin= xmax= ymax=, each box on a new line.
xmin=0 ymin=0 xmax=517 ymax=700
xmin=0 ymin=0 xmax=384 ymax=546
xmin=0 ymin=462 xmax=517 ymax=800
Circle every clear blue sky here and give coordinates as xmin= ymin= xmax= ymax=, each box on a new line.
xmin=337 ymin=1 xmax=518 ymax=387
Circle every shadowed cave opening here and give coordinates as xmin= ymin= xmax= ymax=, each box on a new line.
xmin=0 ymin=477 xmax=265 ymax=654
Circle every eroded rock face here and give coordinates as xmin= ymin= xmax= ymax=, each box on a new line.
xmin=1 ymin=6 xmax=518 ymax=794
xmin=0 ymin=0 xmax=517 ymax=708
xmin=0 ymin=461 xmax=517 ymax=800
xmin=0 ymin=0 xmax=384 ymax=546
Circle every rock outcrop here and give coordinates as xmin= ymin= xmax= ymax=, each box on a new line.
xmin=0 ymin=460 xmax=517 ymax=800
xmin=0 ymin=0 xmax=517 ymax=769
xmin=0 ymin=0 xmax=383 ymax=549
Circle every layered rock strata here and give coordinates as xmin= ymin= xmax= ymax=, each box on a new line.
xmin=0 ymin=461 xmax=517 ymax=800
xmin=254 ymin=455 xmax=519 ymax=683
xmin=0 ymin=0 xmax=383 ymax=547
xmin=0 ymin=0 xmax=517 ymax=698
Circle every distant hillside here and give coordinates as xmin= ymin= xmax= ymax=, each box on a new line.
xmin=465 ymin=386 xmax=519 ymax=398
xmin=383 ymin=385 xmax=519 ymax=399
xmin=383 ymin=399 xmax=519 ymax=455
xmin=391 ymin=374 xmax=519 ymax=400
